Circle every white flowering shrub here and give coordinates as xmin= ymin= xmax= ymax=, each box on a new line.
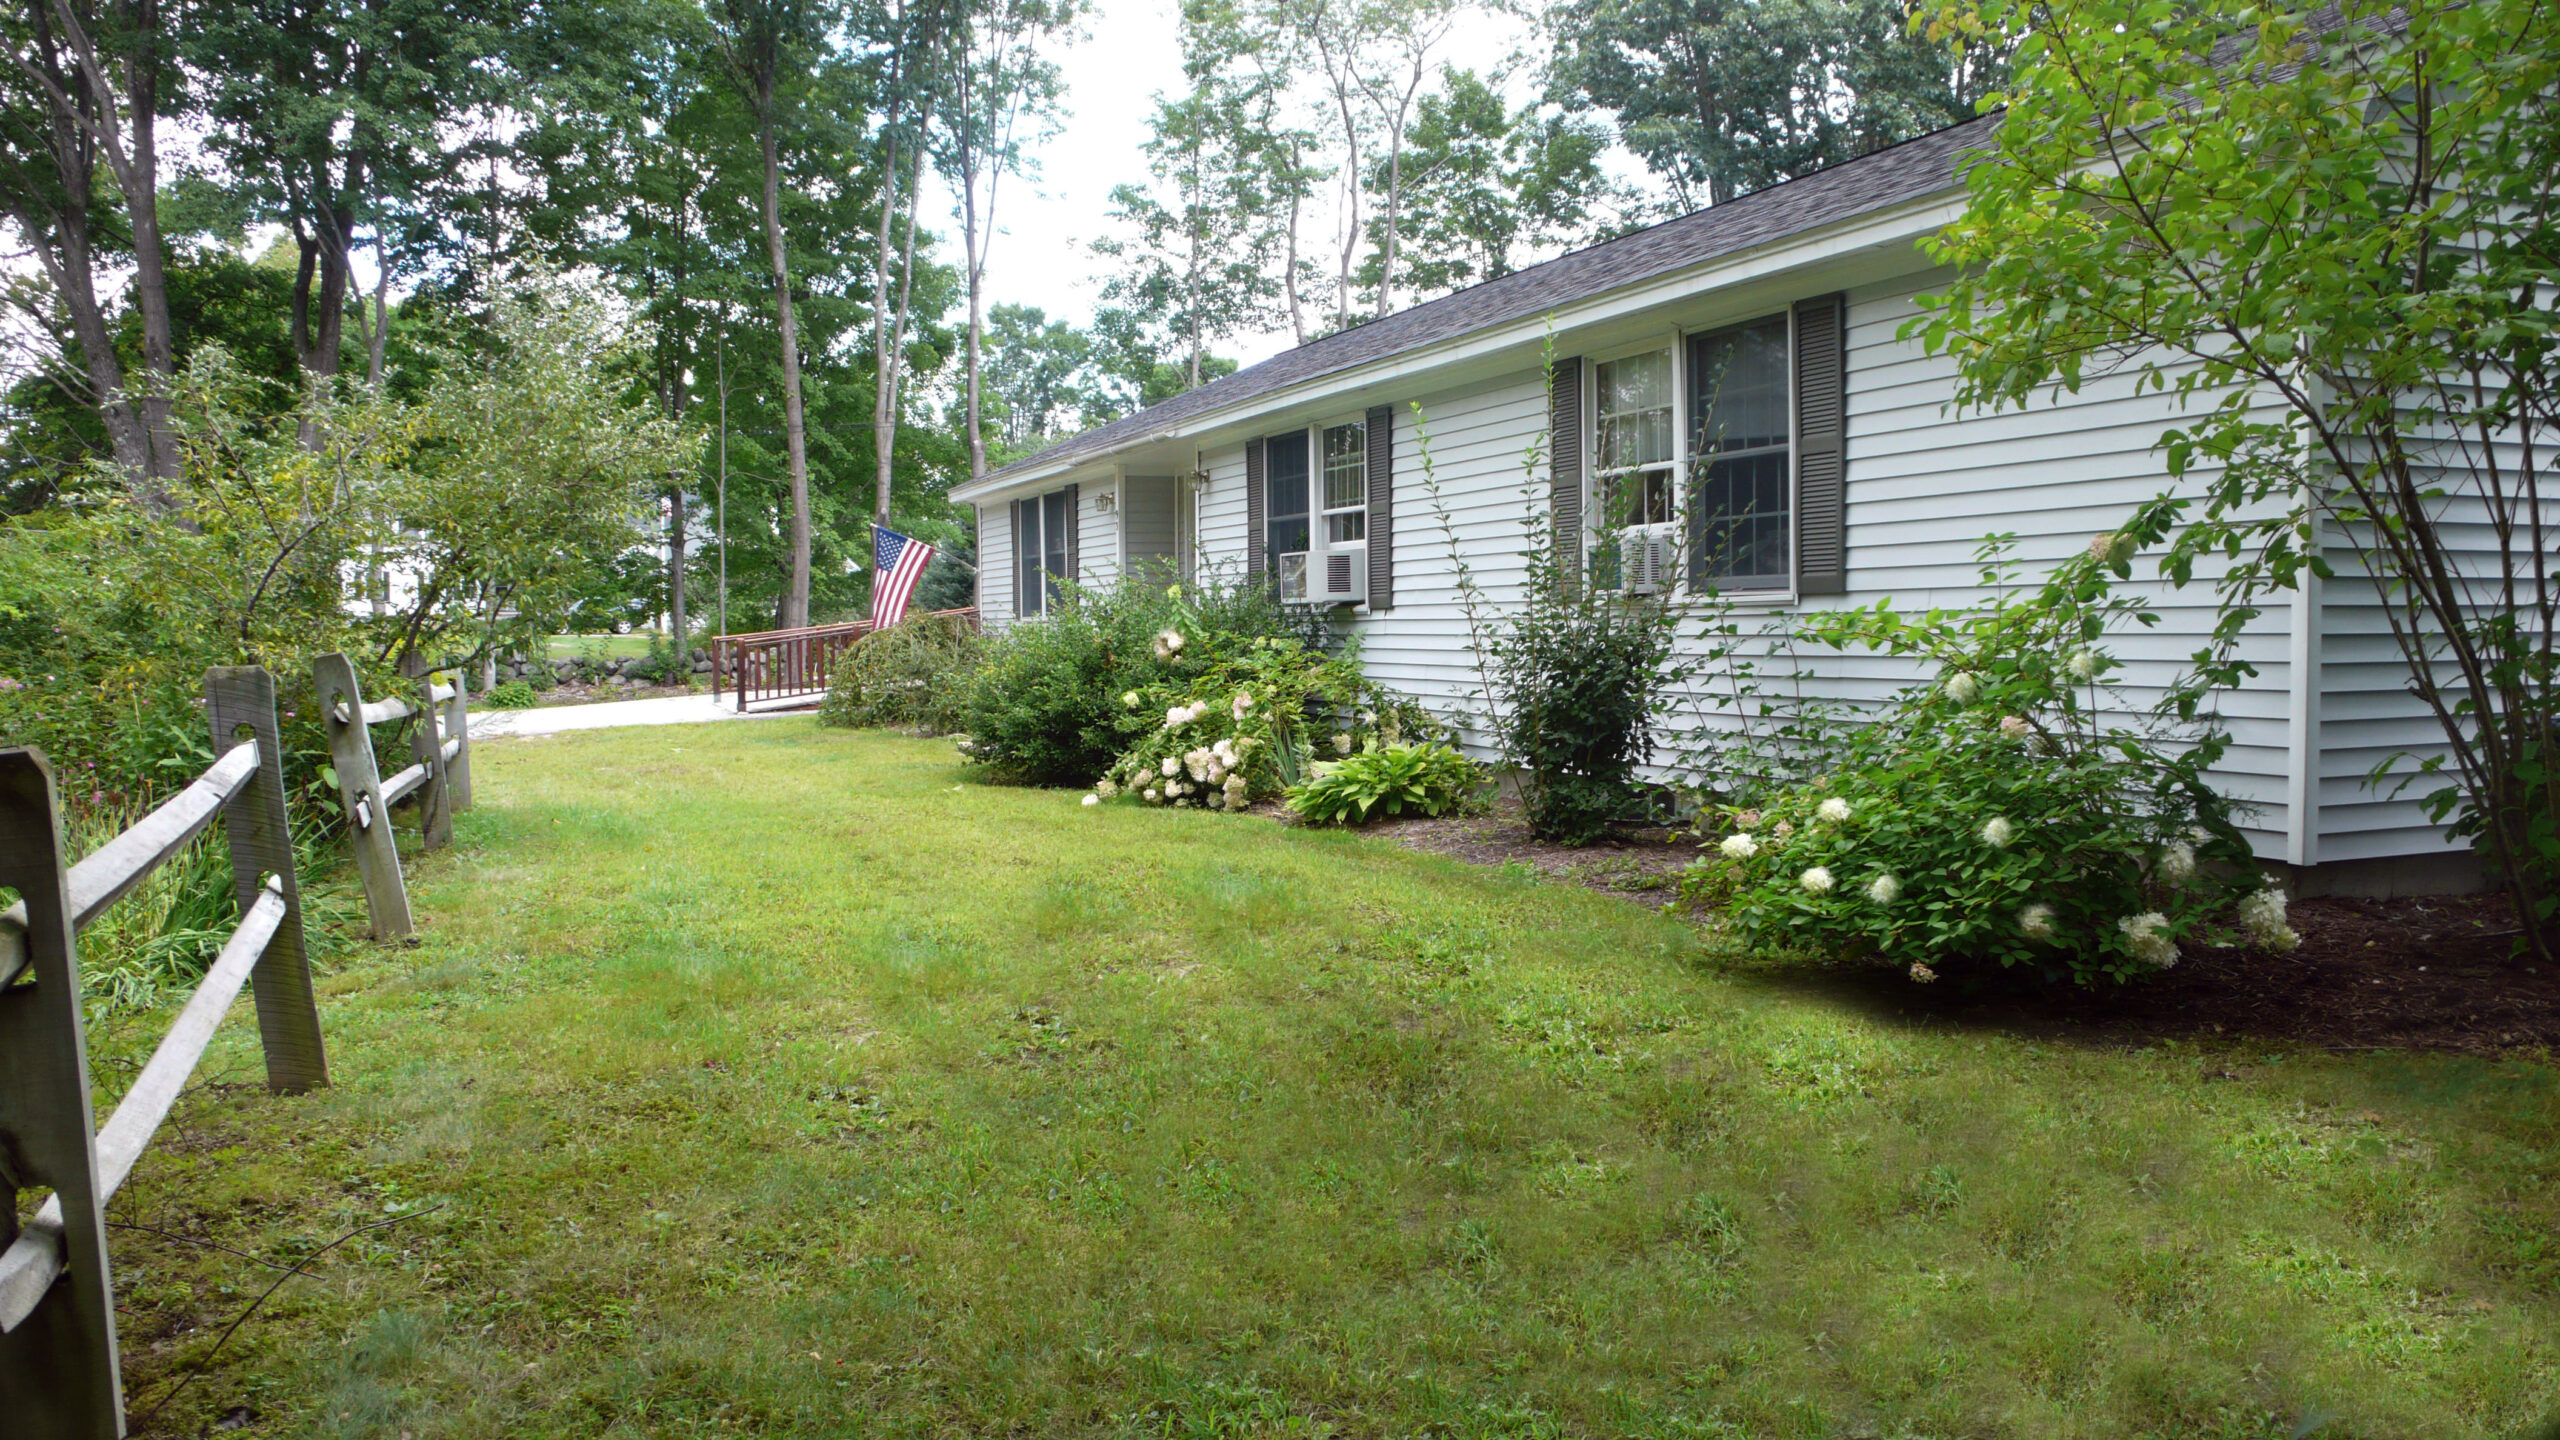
xmin=1680 ymin=539 xmax=2295 ymax=985
xmin=955 ymin=576 xmax=1317 ymax=785
xmin=1093 ymin=635 xmax=1448 ymax=814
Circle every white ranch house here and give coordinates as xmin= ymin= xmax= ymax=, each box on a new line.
xmin=954 ymin=116 xmax=2463 ymax=898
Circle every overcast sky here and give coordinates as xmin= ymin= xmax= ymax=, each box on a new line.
xmin=929 ymin=0 xmax=1611 ymax=368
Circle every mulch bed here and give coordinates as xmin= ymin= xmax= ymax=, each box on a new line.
xmin=1373 ymin=803 xmax=2556 ymax=1056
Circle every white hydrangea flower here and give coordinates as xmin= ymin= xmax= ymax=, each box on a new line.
xmin=1231 ymin=690 xmax=1257 ymax=718
xmin=1799 ymin=866 xmax=1835 ymax=895
xmin=1151 ymin=628 xmax=1187 ymax=660
xmin=1333 ymin=732 xmax=1353 ymax=754
xmin=1866 ymin=873 xmax=1900 ymax=904
xmin=1943 ymin=671 xmax=1981 ymax=704
xmin=2237 ymin=886 xmax=2300 ymax=951
xmin=1185 ymin=749 xmax=1211 ymax=782
xmin=1998 ymin=715 xmax=2032 ymax=741
xmin=1817 ymin=797 xmax=1852 ymax=824
xmin=1081 ymin=793 xmax=1100 ymax=808
xmin=1206 ymin=791 xmax=1226 ymax=810
xmin=1773 ymin=819 xmax=1795 ymax=838
xmin=1909 ymin=962 xmax=1938 ymax=985
xmin=2119 ymin=911 xmax=2179 ymax=968
xmin=2019 ymin=903 xmax=2058 ymax=941
xmin=2067 ymin=649 xmax=2100 ymax=682
xmin=2157 ymin=841 xmax=2198 ymax=886
xmin=1224 ymin=775 xmax=1249 ymax=805
xmin=1143 ymin=787 xmax=1161 ymax=803
xmin=1122 ymin=690 xmax=1141 ymax=709
xmin=1719 ymin=833 xmax=1759 ymax=860
xmin=1160 ymin=756 xmax=1181 ymax=778
xmin=1981 ymin=816 xmax=2015 ymax=848
xmin=1096 ymin=779 xmax=1117 ymax=797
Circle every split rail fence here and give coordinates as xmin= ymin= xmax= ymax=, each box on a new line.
xmin=710 ymin=607 xmax=977 ymax=713
xmin=1 ymin=659 xmax=474 ymax=1436
xmin=0 ymin=667 xmax=325 ymax=1439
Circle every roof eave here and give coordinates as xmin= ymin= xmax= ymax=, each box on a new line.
xmin=951 ymin=183 xmax=1968 ymax=509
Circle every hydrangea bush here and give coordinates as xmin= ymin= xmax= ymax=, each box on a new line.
xmin=1091 ymin=631 xmax=1444 ymax=813
xmin=1681 ymin=539 xmax=2301 ymax=985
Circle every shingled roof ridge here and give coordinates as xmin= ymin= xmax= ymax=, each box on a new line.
xmin=975 ymin=109 xmax=1999 ymax=488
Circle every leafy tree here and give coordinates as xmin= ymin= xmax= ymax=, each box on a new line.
xmin=1095 ymin=56 xmax=1291 ymax=391
xmin=375 ymin=273 xmax=689 ymax=671
xmin=932 ymin=0 xmax=1074 ymax=480
xmin=0 ymin=0 xmax=183 ymax=490
xmin=982 ymin=302 xmax=1092 ymax=453
xmin=1911 ymin=0 xmax=2560 ymax=959
xmin=185 ymin=0 xmax=517 ymax=391
xmin=1360 ymin=66 xmax=1621 ymax=298
xmin=1548 ymin=0 xmax=2002 ymax=209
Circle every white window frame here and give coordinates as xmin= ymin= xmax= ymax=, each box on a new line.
xmin=1269 ymin=418 xmax=1371 ymax=607
xmin=1013 ymin=485 xmax=1077 ymax=618
xmin=1590 ymin=342 xmax=1680 ymax=533
xmin=1585 ymin=313 xmax=1799 ymax=601
xmin=1683 ymin=310 xmax=1796 ymax=595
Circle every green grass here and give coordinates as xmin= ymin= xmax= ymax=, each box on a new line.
xmin=545 ymin=631 xmax=664 ymax=660
xmin=98 ymin=723 xmax=2560 ymax=1437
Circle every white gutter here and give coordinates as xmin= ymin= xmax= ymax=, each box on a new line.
xmin=950 ymin=187 xmax=1969 ymax=507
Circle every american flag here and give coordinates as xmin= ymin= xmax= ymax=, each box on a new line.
xmin=870 ymin=524 xmax=936 ymax=629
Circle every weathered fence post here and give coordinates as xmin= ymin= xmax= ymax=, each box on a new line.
xmin=0 ymin=666 xmax=331 ymax=1434
xmin=440 ymin=674 xmax=473 ymax=812
xmin=0 ymin=751 xmax=125 ymax=1438
xmin=313 ymin=652 xmax=412 ymax=939
xmin=207 ymin=666 xmax=328 ymax=1093
xmin=411 ymin=680 xmax=452 ymax=854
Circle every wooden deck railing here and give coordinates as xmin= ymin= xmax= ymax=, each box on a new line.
xmin=710 ymin=608 xmax=978 ymax=713
xmin=0 ymin=666 xmax=327 ymax=1437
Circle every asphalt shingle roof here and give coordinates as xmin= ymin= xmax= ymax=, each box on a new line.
xmin=976 ymin=112 xmax=1998 ymax=489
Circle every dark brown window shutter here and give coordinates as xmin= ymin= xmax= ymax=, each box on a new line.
xmin=1548 ymin=357 xmax=1584 ymax=583
xmin=1245 ymin=437 xmax=1267 ymax=585
xmin=1794 ymin=293 xmax=1848 ymax=596
xmin=1365 ymin=404 xmax=1394 ymax=610
xmin=1064 ymin=483 xmax=1081 ymax=589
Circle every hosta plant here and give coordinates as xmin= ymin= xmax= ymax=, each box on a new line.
xmin=1287 ymin=742 xmax=1481 ymax=826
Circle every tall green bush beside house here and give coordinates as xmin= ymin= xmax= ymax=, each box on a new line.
xmin=1912 ymin=0 xmax=2560 ymax=958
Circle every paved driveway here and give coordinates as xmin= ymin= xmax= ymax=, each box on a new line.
xmin=469 ymin=693 xmax=808 ymax=739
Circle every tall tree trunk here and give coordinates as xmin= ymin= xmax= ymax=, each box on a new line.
xmin=15 ymin=0 xmax=178 ymax=497
xmin=962 ymin=156 xmax=988 ymax=479
xmin=754 ymin=76 xmax=813 ymax=629
xmin=365 ymin=237 xmax=390 ymax=386
xmin=874 ymin=119 xmax=930 ymax=523
xmin=869 ymin=128 xmax=904 ymax=526
xmin=1282 ymin=138 xmax=1307 ymax=346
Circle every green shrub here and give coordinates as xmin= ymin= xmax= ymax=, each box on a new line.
xmin=1680 ymin=542 xmax=2294 ymax=985
xmin=1286 ymin=742 xmax=1481 ymax=825
xmin=954 ymin=575 xmax=1305 ymax=786
xmin=484 ymin=680 xmax=540 ymax=709
xmin=1095 ymin=635 xmax=1409 ymax=809
xmin=818 ymin=613 xmax=984 ymax=733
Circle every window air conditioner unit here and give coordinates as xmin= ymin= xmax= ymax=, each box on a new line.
xmin=1277 ymin=551 xmax=1310 ymax=604
xmin=1315 ymin=540 xmax=1368 ymax=606
xmin=1619 ymin=523 xmax=1680 ymax=595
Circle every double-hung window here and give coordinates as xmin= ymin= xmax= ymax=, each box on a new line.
xmin=1686 ymin=316 xmax=1792 ymax=590
xmin=1594 ymin=351 xmax=1676 ymax=528
xmin=1265 ymin=430 xmax=1312 ymax=601
xmin=1263 ymin=421 xmax=1369 ymax=605
xmin=1012 ymin=486 xmax=1077 ymax=618
xmin=1321 ymin=421 xmax=1367 ymax=543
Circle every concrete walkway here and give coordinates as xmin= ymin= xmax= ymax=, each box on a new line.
xmin=470 ymin=692 xmax=812 ymax=740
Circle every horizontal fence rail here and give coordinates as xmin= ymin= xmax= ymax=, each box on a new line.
xmin=711 ymin=608 xmax=977 ymax=713
xmin=0 ymin=665 xmax=326 ymax=1439
xmin=312 ymin=655 xmax=474 ymax=940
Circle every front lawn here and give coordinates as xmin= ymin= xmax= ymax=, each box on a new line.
xmin=103 ymin=723 xmax=2558 ymax=1437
